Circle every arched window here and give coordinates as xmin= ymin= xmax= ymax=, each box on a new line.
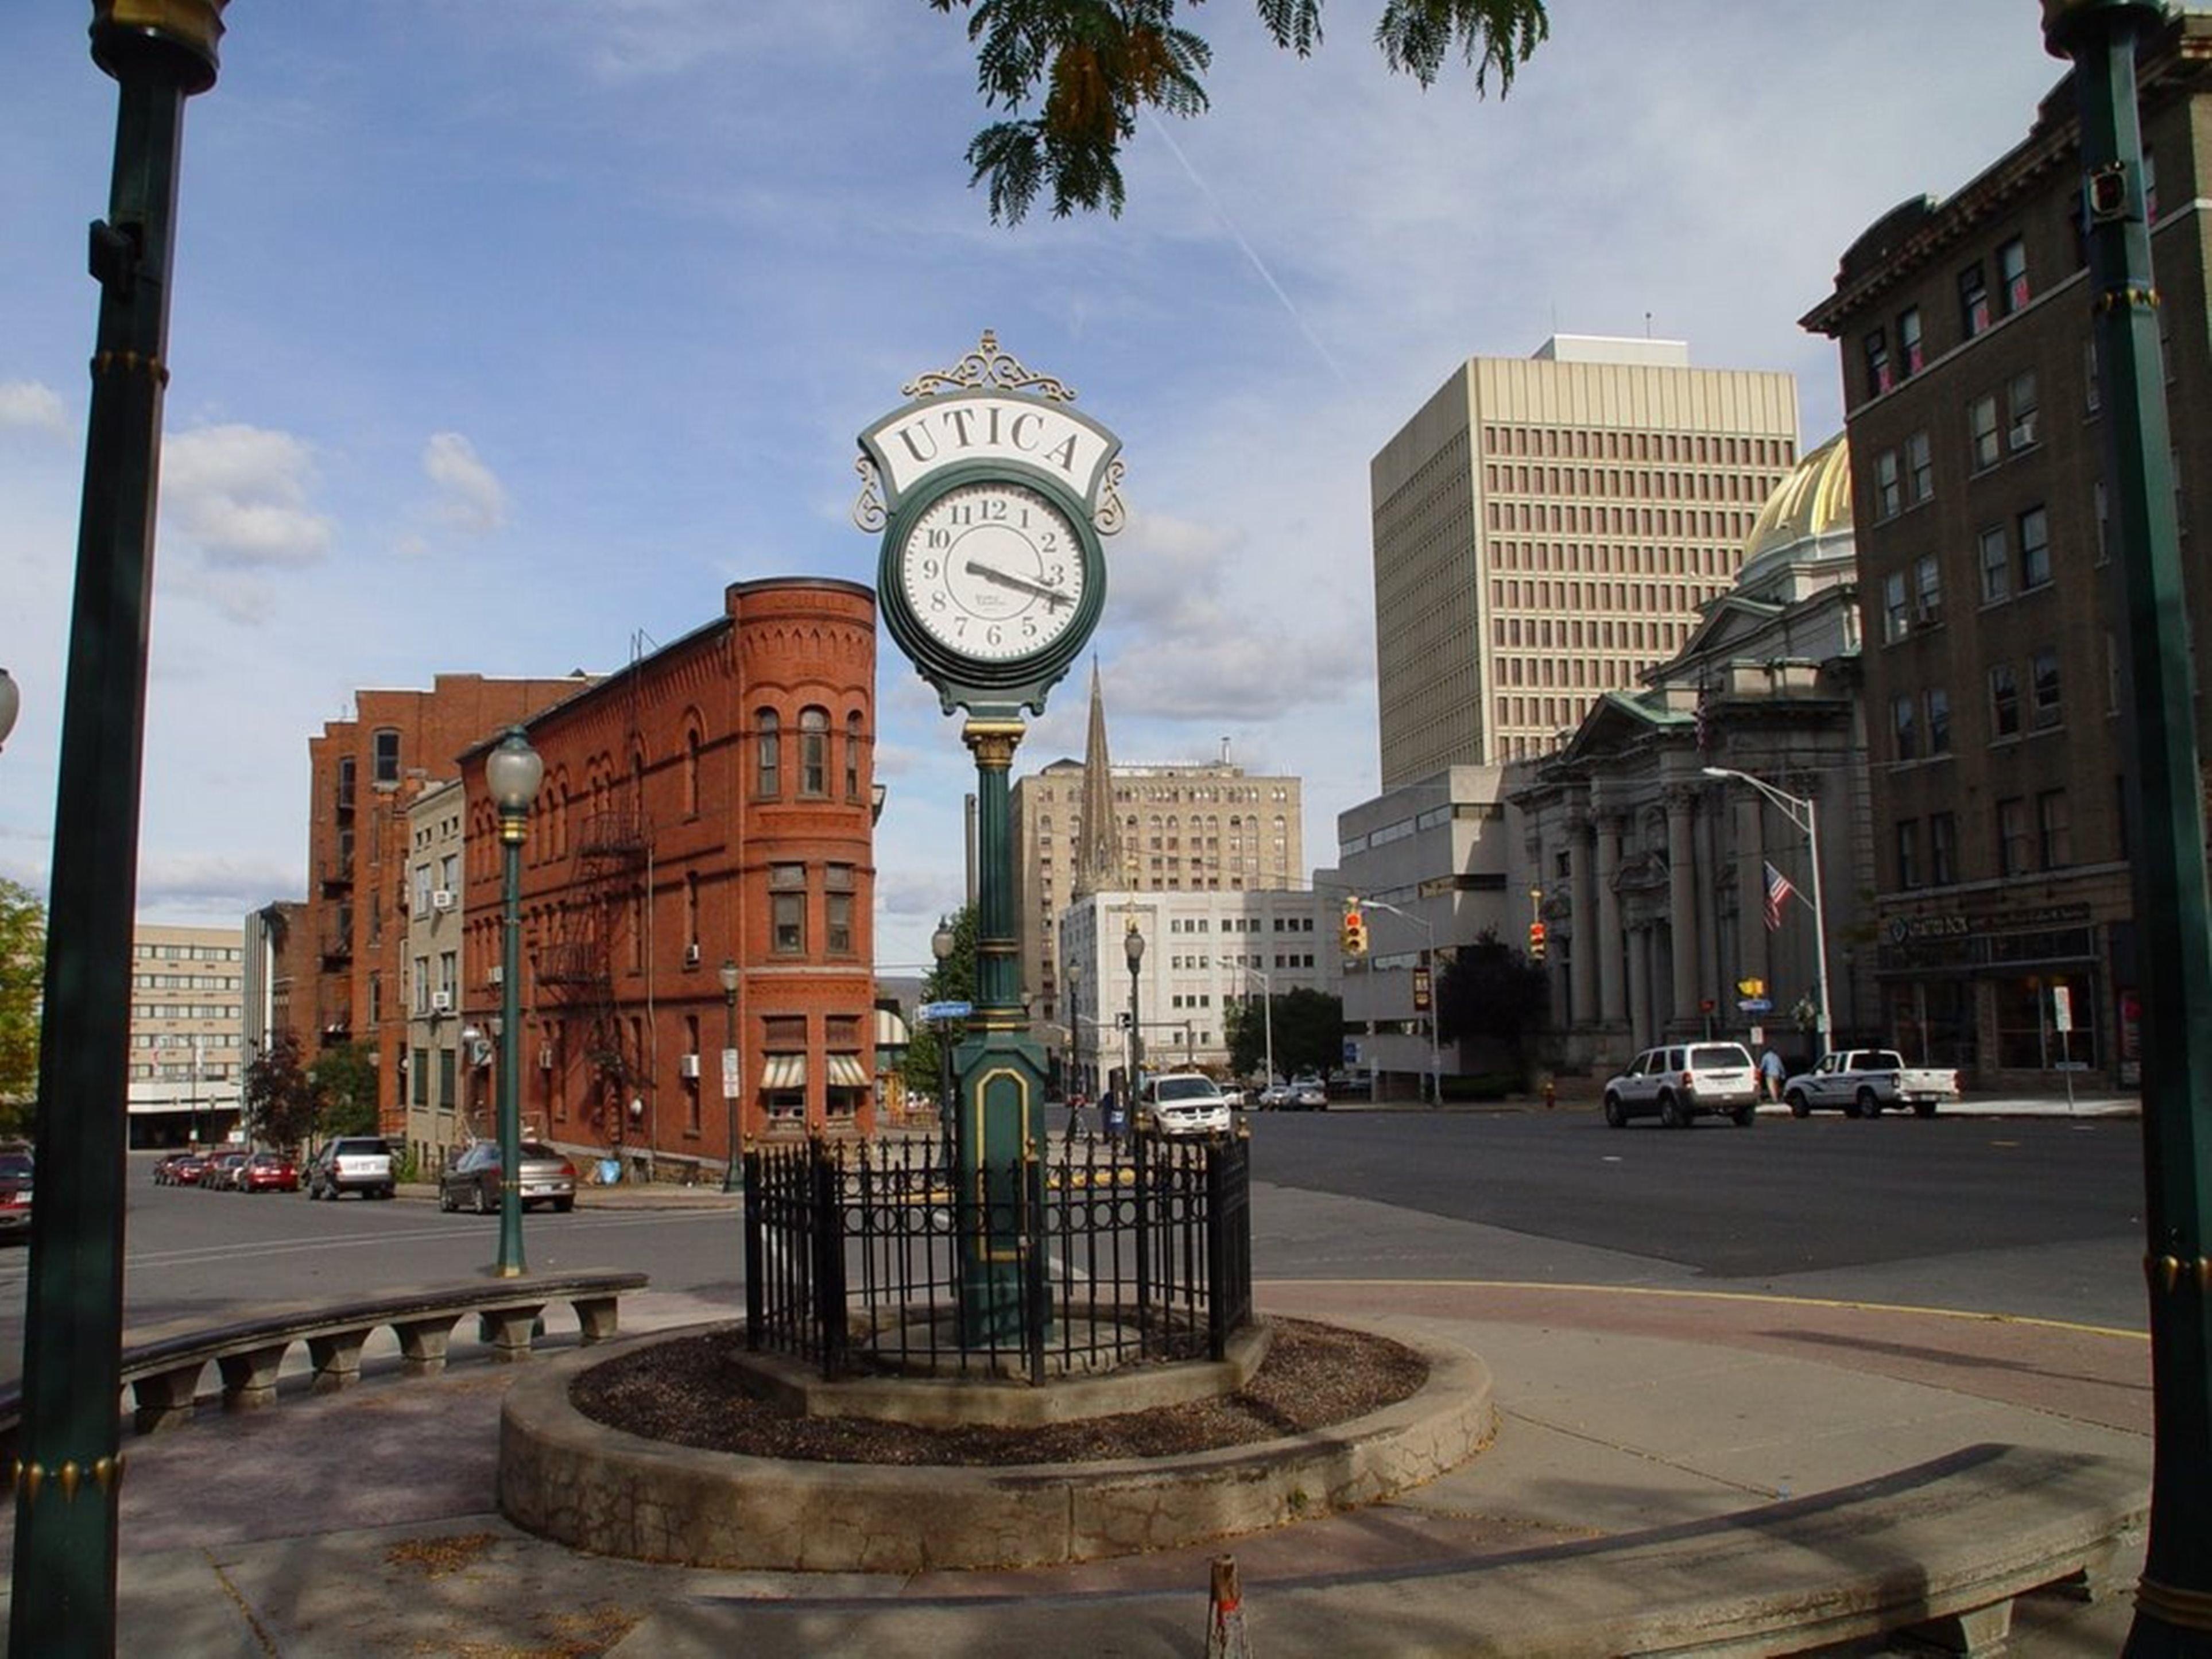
xmin=800 ymin=707 xmax=830 ymax=796
xmin=684 ymin=723 xmax=703 ymax=818
xmin=844 ymin=711 xmax=863 ymax=801
xmin=756 ymin=710 xmax=780 ymax=797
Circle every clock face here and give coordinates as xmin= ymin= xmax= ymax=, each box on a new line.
xmin=898 ymin=479 xmax=1087 ymax=663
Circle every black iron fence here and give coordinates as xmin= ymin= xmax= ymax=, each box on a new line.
xmin=743 ymin=1131 xmax=1253 ymax=1383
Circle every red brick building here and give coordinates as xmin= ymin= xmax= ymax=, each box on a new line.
xmin=458 ymin=579 xmax=879 ymax=1166
xmin=305 ymin=673 xmax=592 ymax=1133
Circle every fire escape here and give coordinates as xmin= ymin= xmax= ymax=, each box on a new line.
xmin=534 ymin=637 xmax=657 ymax=1149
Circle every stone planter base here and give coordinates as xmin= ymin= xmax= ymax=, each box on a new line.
xmin=498 ymin=1319 xmax=1492 ymax=1572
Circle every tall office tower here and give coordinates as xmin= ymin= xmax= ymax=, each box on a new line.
xmin=1370 ymin=336 xmax=1800 ymax=784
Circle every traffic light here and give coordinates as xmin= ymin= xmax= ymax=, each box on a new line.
xmin=1528 ymin=919 xmax=1547 ymax=961
xmin=1341 ymin=903 xmax=1369 ymax=958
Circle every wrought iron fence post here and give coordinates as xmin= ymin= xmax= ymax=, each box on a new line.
xmin=1206 ymin=1140 xmax=1230 ymax=1362
xmin=1025 ymin=1148 xmax=1048 ymax=1385
xmin=741 ymin=1145 xmax=762 ymax=1350
xmin=811 ymin=1142 xmax=847 ymax=1379
xmin=1133 ymin=1133 xmax=1153 ymax=1355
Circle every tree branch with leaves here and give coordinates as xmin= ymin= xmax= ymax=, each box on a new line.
xmin=929 ymin=0 xmax=1550 ymax=221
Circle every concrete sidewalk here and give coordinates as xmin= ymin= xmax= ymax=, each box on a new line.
xmin=4 ymin=1278 xmax=2149 ymax=1657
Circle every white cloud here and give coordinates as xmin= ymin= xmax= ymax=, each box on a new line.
xmin=160 ymin=425 xmax=334 ymax=570
xmin=423 ymin=432 xmax=509 ymax=535
xmin=0 ymin=381 xmax=68 ymax=438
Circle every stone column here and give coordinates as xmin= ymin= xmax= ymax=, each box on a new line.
xmin=1667 ymin=786 xmax=1700 ymax=1029
xmin=1624 ymin=924 xmax=1651 ymax=1051
xmin=1595 ymin=812 xmax=1625 ymax=1029
xmin=1569 ymin=806 xmax=1598 ymax=1031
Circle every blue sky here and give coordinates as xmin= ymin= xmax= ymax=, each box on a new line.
xmin=1 ymin=3 xmax=2066 ymax=973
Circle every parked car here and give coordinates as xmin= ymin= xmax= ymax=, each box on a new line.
xmin=305 ymin=1137 xmax=396 ymax=1200
xmin=166 ymin=1152 xmax=210 ymax=1187
xmin=237 ymin=1150 xmax=300 ymax=1193
xmin=1136 ymin=1073 xmax=1234 ymax=1137
xmin=1218 ymin=1084 xmax=1247 ymax=1109
xmin=1783 ymin=1049 xmax=1962 ymax=1118
xmin=0 ymin=1152 xmax=32 ymax=1240
xmin=204 ymin=1151 xmax=250 ymax=1191
xmin=1602 ymin=1043 xmax=1761 ymax=1128
xmin=438 ymin=1139 xmax=579 ymax=1214
xmin=1288 ymin=1076 xmax=1329 ymax=1111
xmin=152 ymin=1152 xmax=189 ymax=1184
xmin=1255 ymin=1083 xmax=1295 ymax=1110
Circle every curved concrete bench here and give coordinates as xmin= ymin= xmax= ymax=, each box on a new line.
xmin=0 ymin=1271 xmax=647 ymax=1455
xmin=620 ymin=1441 xmax=2142 ymax=1658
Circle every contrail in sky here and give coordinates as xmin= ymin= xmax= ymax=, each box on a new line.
xmin=1145 ymin=114 xmax=1353 ymax=391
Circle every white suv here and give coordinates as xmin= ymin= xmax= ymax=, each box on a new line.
xmin=1138 ymin=1074 xmax=1234 ymax=1137
xmin=1601 ymin=1044 xmax=1760 ymax=1129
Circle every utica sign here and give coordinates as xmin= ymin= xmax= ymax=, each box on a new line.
xmin=861 ymin=391 xmax=1120 ymax=515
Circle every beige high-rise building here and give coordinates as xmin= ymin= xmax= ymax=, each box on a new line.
xmin=129 ymin=922 xmax=248 ymax=1148
xmin=1011 ymin=668 xmax=1302 ymax=1026
xmin=1371 ymin=336 xmax=1800 ymax=783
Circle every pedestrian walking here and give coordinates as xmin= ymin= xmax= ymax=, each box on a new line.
xmin=1066 ymin=1091 xmax=1088 ymax=1141
xmin=1760 ymin=1046 xmax=1787 ymax=1103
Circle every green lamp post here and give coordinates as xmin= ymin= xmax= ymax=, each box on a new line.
xmin=11 ymin=6 xmax=226 ymax=1653
xmin=486 ymin=727 xmax=543 ymax=1278
xmin=719 ymin=956 xmax=741 ymax=1193
xmin=2040 ymin=5 xmax=2212 ymax=1652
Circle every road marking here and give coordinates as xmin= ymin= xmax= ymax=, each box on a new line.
xmin=1260 ymin=1277 xmax=2149 ymax=1340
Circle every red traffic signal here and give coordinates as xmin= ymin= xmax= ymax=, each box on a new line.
xmin=1527 ymin=919 xmax=1547 ymax=960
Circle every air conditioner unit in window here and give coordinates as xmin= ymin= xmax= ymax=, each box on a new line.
xmin=431 ymin=889 xmax=455 ymax=912
xmin=431 ymin=990 xmax=453 ymax=1013
xmin=684 ymin=943 xmax=701 ymax=967
xmin=486 ymin=964 xmax=503 ymax=986
xmin=1916 ymin=605 xmax=1943 ymax=629
xmin=679 ymin=1053 xmax=702 ymax=1079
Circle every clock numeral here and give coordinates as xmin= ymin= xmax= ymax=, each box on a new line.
xmin=925 ymin=529 xmax=950 ymax=551
xmin=986 ymin=625 xmax=1004 ymax=648
xmin=1039 ymin=531 xmax=1058 ymax=552
xmin=920 ymin=557 xmax=940 ymax=580
xmin=982 ymin=498 xmax=1008 ymax=522
xmin=1045 ymin=563 xmax=1066 ymax=587
xmin=929 ymin=591 xmax=947 ymax=611
xmin=1022 ymin=616 xmax=1038 ymax=638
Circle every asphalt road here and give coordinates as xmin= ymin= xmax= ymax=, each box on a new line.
xmin=0 ymin=1114 xmax=2152 ymax=1380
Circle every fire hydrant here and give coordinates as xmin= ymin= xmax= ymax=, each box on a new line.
xmin=1541 ymin=1074 xmax=1557 ymax=1111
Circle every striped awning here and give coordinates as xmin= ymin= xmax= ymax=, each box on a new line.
xmin=827 ymin=1053 xmax=869 ymax=1088
xmin=761 ymin=1054 xmax=806 ymax=1091
xmin=873 ymin=1007 xmax=910 ymax=1048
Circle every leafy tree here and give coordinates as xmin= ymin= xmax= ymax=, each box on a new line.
xmin=1227 ymin=986 xmax=1343 ymax=1079
xmin=1434 ymin=927 xmax=1549 ymax=1082
xmin=0 ymin=879 xmax=45 ymax=1131
xmin=901 ymin=906 xmax=978 ymax=1099
xmin=929 ymin=0 xmax=1551 ymax=221
xmin=242 ymin=1029 xmax=321 ymax=1150
xmin=308 ymin=1041 xmax=379 ymax=1138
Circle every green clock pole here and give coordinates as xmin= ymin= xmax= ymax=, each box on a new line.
xmin=956 ymin=719 xmax=1048 ymax=1349
xmin=13 ymin=6 xmax=226 ymax=1653
xmin=2041 ymin=4 xmax=2212 ymax=1652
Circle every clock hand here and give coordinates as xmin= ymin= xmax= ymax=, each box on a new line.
xmin=964 ymin=560 xmax=1072 ymax=609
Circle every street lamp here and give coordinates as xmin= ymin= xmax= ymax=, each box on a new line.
xmin=932 ymin=916 xmax=957 ymax=1168
xmin=1243 ymin=964 xmax=1276 ymax=1096
xmin=2040 ymin=7 xmax=2212 ymax=1649
xmin=486 ymin=726 xmax=542 ymax=1278
xmin=1703 ymin=766 xmax=1831 ymax=1058
xmin=718 ymin=957 xmax=739 ymax=1193
xmin=1124 ymin=921 xmax=1145 ymax=1102
xmin=13 ymin=7 xmax=228 ymax=1652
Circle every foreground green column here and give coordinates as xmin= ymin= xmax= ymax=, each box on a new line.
xmin=11 ymin=7 xmax=225 ymax=1654
xmin=2041 ymin=5 xmax=2212 ymax=1653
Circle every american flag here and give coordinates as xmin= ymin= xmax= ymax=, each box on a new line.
xmin=1764 ymin=860 xmax=1797 ymax=931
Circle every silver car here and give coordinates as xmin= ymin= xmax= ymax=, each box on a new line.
xmin=439 ymin=1139 xmax=578 ymax=1214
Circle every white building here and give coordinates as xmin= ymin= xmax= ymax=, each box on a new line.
xmin=1055 ymin=887 xmax=1337 ymax=1084
xmin=129 ymin=922 xmax=246 ymax=1148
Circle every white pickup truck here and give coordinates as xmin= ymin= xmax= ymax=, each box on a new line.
xmin=1783 ymin=1049 xmax=1961 ymax=1119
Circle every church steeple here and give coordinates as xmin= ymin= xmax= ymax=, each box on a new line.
xmin=1073 ymin=660 xmax=1122 ymax=896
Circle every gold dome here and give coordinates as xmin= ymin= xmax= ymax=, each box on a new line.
xmin=1742 ymin=432 xmax=1852 ymax=564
